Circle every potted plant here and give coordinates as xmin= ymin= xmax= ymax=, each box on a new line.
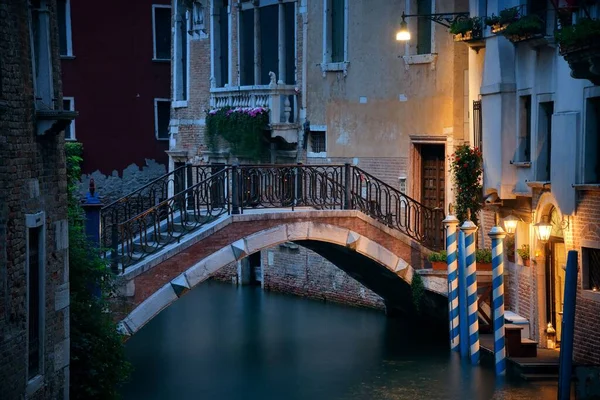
xmin=505 ymin=235 xmax=515 ymax=263
xmin=450 ymin=17 xmax=483 ymax=42
xmin=517 ymin=244 xmax=531 ymax=267
xmin=485 ymin=7 xmax=520 ymax=34
xmin=555 ymin=18 xmax=600 ymax=84
xmin=428 ymin=250 xmax=447 ymax=271
xmin=476 ymin=248 xmax=493 ymax=271
xmin=503 ymin=14 xmax=545 ymax=43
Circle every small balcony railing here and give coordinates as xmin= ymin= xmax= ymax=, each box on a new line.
xmin=210 ymin=85 xmax=299 ymax=126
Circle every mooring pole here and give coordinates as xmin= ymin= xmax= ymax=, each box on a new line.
xmin=558 ymin=250 xmax=578 ymax=400
xmin=489 ymin=214 xmax=507 ymax=376
xmin=461 ymin=209 xmax=479 ymax=365
xmin=458 ymin=229 xmax=469 ymax=359
xmin=443 ymin=204 xmax=460 ymax=351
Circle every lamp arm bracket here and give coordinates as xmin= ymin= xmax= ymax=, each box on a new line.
xmin=402 ymin=12 xmax=470 ymax=28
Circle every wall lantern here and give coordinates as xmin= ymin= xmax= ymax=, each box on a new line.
xmin=395 ymin=11 xmax=470 ymax=42
xmin=503 ymin=215 xmax=519 ymax=235
xmin=534 ymin=216 xmax=553 ymax=242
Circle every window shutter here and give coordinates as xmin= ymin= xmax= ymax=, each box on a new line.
xmin=331 ymin=0 xmax=344 ymax=62
xmin=416 ymin=0 xmax=432 ymax=55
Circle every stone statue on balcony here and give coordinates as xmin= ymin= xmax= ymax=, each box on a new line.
xmin=269 ymin=71 xmax=277 ymax=88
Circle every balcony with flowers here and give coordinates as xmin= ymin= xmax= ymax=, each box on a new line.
xmin=209 ymin=74 xmax=300 ymax=146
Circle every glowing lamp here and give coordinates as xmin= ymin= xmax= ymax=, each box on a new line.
xmin=534 ymin=217 xmax=552 ymax=242
xmin=396 ymin=20 xmax=410 ymax=41
xmin=503 ymin=215 xmax=519 ymax=235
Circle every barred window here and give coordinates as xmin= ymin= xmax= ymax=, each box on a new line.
xmin=310 ymin=131 xmax=326 ymax=153
xmin=583 ymin=247 xmax=600 ymax=291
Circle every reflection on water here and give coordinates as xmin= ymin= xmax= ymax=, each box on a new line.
xmin=122 ymin=281 xmax=557 ymax=400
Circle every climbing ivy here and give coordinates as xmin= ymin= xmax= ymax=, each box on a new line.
xmin=206 ymin=107 xmax=270 ymax=161
xmin=450 ymin=144 xmax=483 ymax=226
xmin=411 ymin=273 xmax=426 ymax=314
xmin=66 ymin=143 xmax=132 ymax=399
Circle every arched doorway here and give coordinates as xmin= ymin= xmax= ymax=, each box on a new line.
xmin=544 ymin=206 xmax=566 ymax=346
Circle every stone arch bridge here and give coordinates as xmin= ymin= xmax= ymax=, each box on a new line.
xmin=97 ymin=164 xmax=450 ymax=337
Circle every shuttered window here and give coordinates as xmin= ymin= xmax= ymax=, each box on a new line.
xmin=416 ymin=0 xmax=432 ymax=55
xmin=331 ymin=0 xmax=345 ymax=62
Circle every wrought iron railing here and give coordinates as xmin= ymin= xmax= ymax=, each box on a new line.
xmin=100 ymin=164 xmax=212 ymax=255
xmin=349 ymin=167 xmax=444 ymax=250
xmin=103 ymin=163 xmax=444 ymax=272
xmin=115 ymin=168 xmax=230 ymax=270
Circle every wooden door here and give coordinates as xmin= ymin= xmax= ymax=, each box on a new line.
xmin=421 ymin=145 xmax=445 ymax=247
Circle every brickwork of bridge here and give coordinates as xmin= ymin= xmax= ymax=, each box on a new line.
xmin=113 ymin=209 xmax=454 ymax=337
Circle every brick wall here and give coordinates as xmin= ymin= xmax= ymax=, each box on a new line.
xmin=210 ymin=244 xmax=385 ymax=310
xmin=0 ymin=1 xmax=69 ymax=398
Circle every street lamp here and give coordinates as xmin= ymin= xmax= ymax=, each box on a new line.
xmin=534 ymin=216 xmax=553 ymax=242
xmin=503 ymin=215 xmax=519 ymax=235
xmin=395 ymin=11 xmax=470 ymax=42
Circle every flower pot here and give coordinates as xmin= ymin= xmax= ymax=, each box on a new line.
xmin=491 ymin=23 xmax=508 ymax=34
xmin=507 ymin=254 xmax=515 ymax=263
xmin=477 ymin=262 xmax=492 ymax=271
xmin=431 ymin=261 xmax=447 ymax=271
xmin=523 ymin=259 xmax=530 ymax=267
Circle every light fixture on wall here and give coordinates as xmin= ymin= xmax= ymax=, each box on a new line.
xmin=395 ymin=11 xmax=470 ymax=42
xmin=534 ymin=216 xmax=553 ymax=242
xmin=503 ymin=214 xmax=520 ymax=235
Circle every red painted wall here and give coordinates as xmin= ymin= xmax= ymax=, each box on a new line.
xmin=61 ymin=0 xmax=171 ymax=175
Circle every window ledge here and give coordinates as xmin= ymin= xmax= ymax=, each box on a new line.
xmin=401 ymin=53 xmax=438 ymax=70
xmin=152 ymin=58 xmax=170 ymax=63
xmin=510 ymin=161 xmax=531 ymax=168
xmin=60 ymin=55 xmax=76 ymax=60
xmin=526 ymin=181 xmax=551 ymax=189
xmin=172 ymin=101 xmax=188 ymax=109
xmin=307 ymin=151 xmax=327 ymax=158
xmin=65 ymin=137 xmax=77 ymax=142
xmin=582 ymin=289 xmax=600 ymax=302
xmin=27 ymin=375 xmax=44 ymax=397
xmin=573 ymin=183 xmax=600 ymax=191
xmin=320 ymin=62 xmax=349 ymax=77
xmin=156 ymin=137 xmax=169 ymax=141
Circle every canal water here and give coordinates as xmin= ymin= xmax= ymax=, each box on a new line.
xmin=122 ymin=281 xmax=558 ymax=400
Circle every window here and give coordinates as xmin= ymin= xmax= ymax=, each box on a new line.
xmin=238 ymin=1 xmax=296 ymax=85
xmin=307 ymin=130 xmax=326 ymax=157
xmin=25 ymin=212 xmax=45 ymax=388
xmin=63 ymin=97 xmax=75 ymax=140
xmin=322 ymin=0 xmax=348 ymax=73
xmin=30 ymin=0 xmax=54 ymax=110
xmin=518 ymin=95 xmax=532 ymax=162
xmin=173 ymin=0 xmax=189 ymax=106
xmin=585 ymin=97 xmax=600 ymax=183
xmin=154 ymin=99 xmax=170 ymax=140
xmin=583 ymin=247 xmax=600 ymax=291
xmin=473 ymin=100 xmax=482 ymax=150
xmin=212 ymin=1 xmax=229 ymax=87
xmin=416 ymin=0 xmax=432 ymax=55
xmin=536 ymin=101 xmax=553 ymax=181
xmin=57 ymin=0 xmax=72 ymax=57
xmin=153 ymin=5 xmax=171 ymax=61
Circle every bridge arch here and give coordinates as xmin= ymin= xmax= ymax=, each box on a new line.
xmin=117 ymin=214 xmax=446 ymax=337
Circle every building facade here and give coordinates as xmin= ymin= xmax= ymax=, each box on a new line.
xmin=0 ymin=1 xmax=72 ymax=398
xmin=168 ymin=0 xmax=469 ymax=306
xmin=60 ymin=0 xmax=171 ymax=201
xmin=467 ymin=0 xmax=600 ymax=364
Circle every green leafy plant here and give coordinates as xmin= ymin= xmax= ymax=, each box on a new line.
xmin=556 ymin=18 xmax=600 ymax=49
xmin=66 ymin=143 xmax=132 ymax=399
xmin=450 ymin=144 xmax=483 ymax=226
xmin=517 ymin=244 xmax=530 ymax=261
xmin=411 ymin=273 xmax=425 ymax=314
xmin=450 ymin=17 xmax=481 ymax=35
xmin=427 ymin=250 xmax=447 ymax=262
xmin=503 ymin=14 xmax=544 ymax=37
xmin=206 ymin=107 xmax=270 ymax=161
xmin=476 ymin=248 xmax=493 ymax=263
xmin=485 ymin=7 xmax=520 ymax=27
xmin=505 ymin=234 xmax=515 ymax=261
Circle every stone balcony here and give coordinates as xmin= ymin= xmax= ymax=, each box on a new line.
xmin=210 ymin=84 xmax=300 ymax=143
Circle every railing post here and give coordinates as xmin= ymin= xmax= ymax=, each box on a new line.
xmin=231 ymin=163 xmax=240 ymax=215
xmin=294 ymin=162 xmax=301 ymax=209
xmin=344 ymin=163 xmax=352 ymax=210
xmin=110 ymin=223 xmax=119 ymax=273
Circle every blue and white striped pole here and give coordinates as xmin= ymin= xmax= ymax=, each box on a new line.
xmin=443 ymin=204 xmax=460 ymax=351
xmin=489 ymin=215 xmax=507 ymax=376
xmin=458 ymin=230 xmax=469 ymax=359
xmin=461 ymin=210 xmax=479 ymax=365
